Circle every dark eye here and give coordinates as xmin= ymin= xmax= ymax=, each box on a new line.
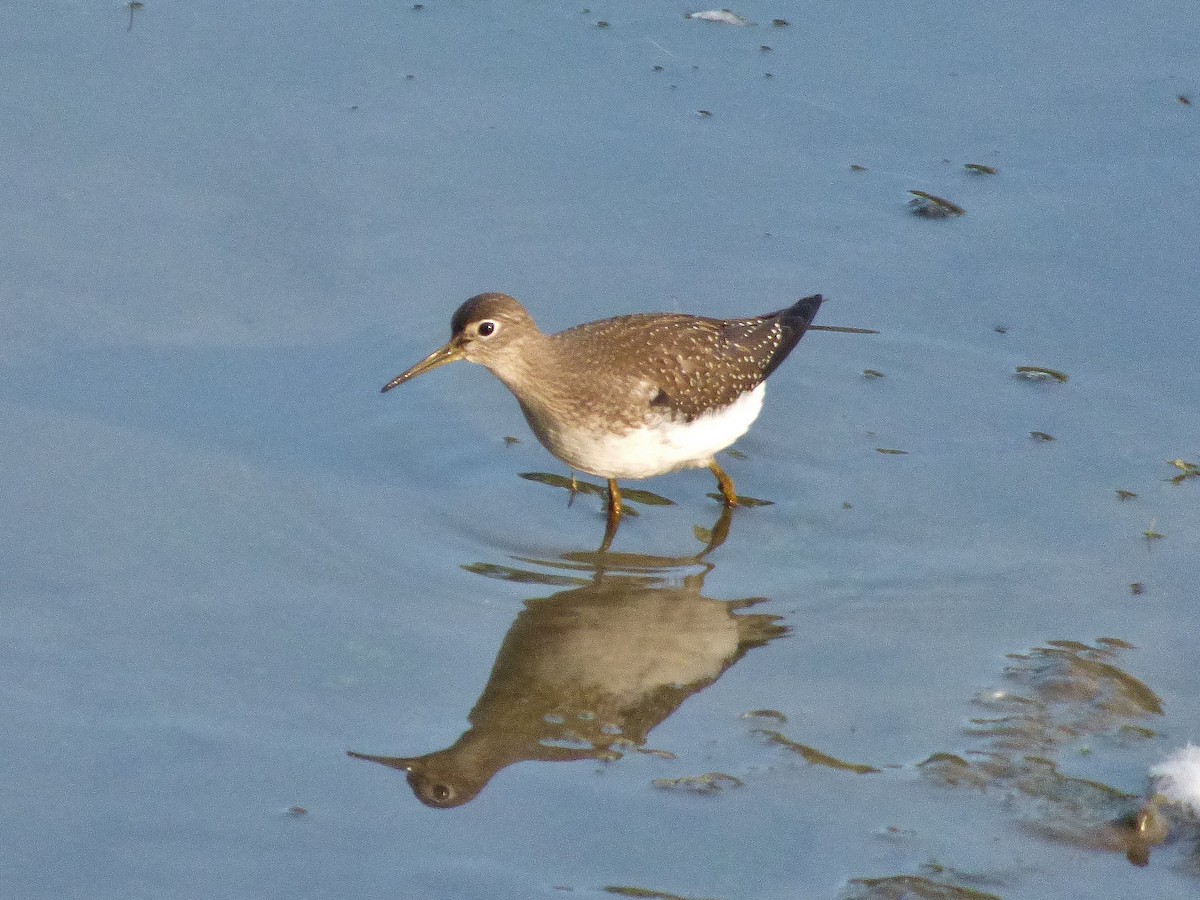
xmin=477 ymin=321 xmax=497 ymax=337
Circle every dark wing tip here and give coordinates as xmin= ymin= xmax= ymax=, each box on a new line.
xmin=784 ymin=293 xmax=824 ymax=326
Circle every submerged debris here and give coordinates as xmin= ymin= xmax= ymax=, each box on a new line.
xmin=845 ymin=874 xmax=1001 ymax=900
xmin=1116 ymin=489 xmax=1138 ymax=501
xmin=604 ymin=886 xmax=714 ymax=900
xmin=862 ymin=369 xmax=885 ymax=379
xmin=964 ymin=163 xmax=999 ymax=175
xmin=908 ymin=190 xmax=966 ymax=217
xmin=1030 ymin=431 xmax=1055 ymax=442
xmin=876 ymin=448 xmax=908 ymax=455
xmin=125 ymin=0 xmax=144 ymax=31
xmin=652 ymin=771 xmax=744 ymax=793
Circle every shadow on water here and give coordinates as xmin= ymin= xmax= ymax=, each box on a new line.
xmin=348 ymin=506 xmax=789 ymax=808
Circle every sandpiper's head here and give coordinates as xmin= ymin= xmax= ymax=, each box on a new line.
xmin=381 ymin=292 xmax=539 ymax=391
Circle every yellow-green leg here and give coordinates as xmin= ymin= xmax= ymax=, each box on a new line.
xmin=606 ymin=479 xmax=623 ymax=524
xmin=599 ymin=479 xmax=624 ymax=553
xmin=709 ymin=460 xmax=738 ymax=507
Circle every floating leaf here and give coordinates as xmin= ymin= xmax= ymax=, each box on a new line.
xmin=1030 ymin=431 xmax=1055 ymax=442
xmin=1115 ymin=489 xmax=1138 ymax=501
xmin=753 ymin=729 xmax=879 ymax=773
xmin=635 ymin=747 xmax=677 ymax=761
xmin=706 ymin=492 xmax=773 ymax=507
xmin=908 ymin=190 xmax=966 ymax=217
xmin=742 ymin=708 xmax=788 ymax=723
xmin=1168 ymin=458 xmax=1199 ymax=484
xmin=685 ymin=9 xmax=751 ymax=25
xmin=620 ymin=486 xmax=676 ymax=506
xmin=519 ymin=471 xmax=605 ymax=496
xmin=1015 ymin=365 xmax=1069 ymax=383
xmin=876 ymin=447 xmax=908 ymax=455
xmin=964 ymin=163 xmax=999 ymax=175
xmin=863 ymin=369 xmax=885 ymax=378
xmin=603 ymin=887 xmax=699 ymax=900
xmin=850 ymin=163 xmax=868 ymax=172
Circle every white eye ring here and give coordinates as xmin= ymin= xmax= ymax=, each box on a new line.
xmin=477 ymin=320 xmax=498 ymax=338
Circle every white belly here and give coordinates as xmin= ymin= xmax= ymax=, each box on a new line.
xmin=529 ymin=383 xmax=766 ymax=480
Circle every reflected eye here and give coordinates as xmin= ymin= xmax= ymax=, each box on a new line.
xmin=477 ymin=321 xmax=497 ymax=337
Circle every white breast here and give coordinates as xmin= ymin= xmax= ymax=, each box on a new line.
xmin=531 ymin=383 xmax=766 ymax=480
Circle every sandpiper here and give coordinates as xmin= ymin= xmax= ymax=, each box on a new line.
xmin=382 ymin=292 xmax=824 ymax=531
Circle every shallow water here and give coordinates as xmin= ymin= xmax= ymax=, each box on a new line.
xmin=3 ymin=1 xmax=1199 ymax=898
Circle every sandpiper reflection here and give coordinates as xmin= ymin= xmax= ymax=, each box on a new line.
xmin=349 ymin=507 xmax=787 ymax=807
